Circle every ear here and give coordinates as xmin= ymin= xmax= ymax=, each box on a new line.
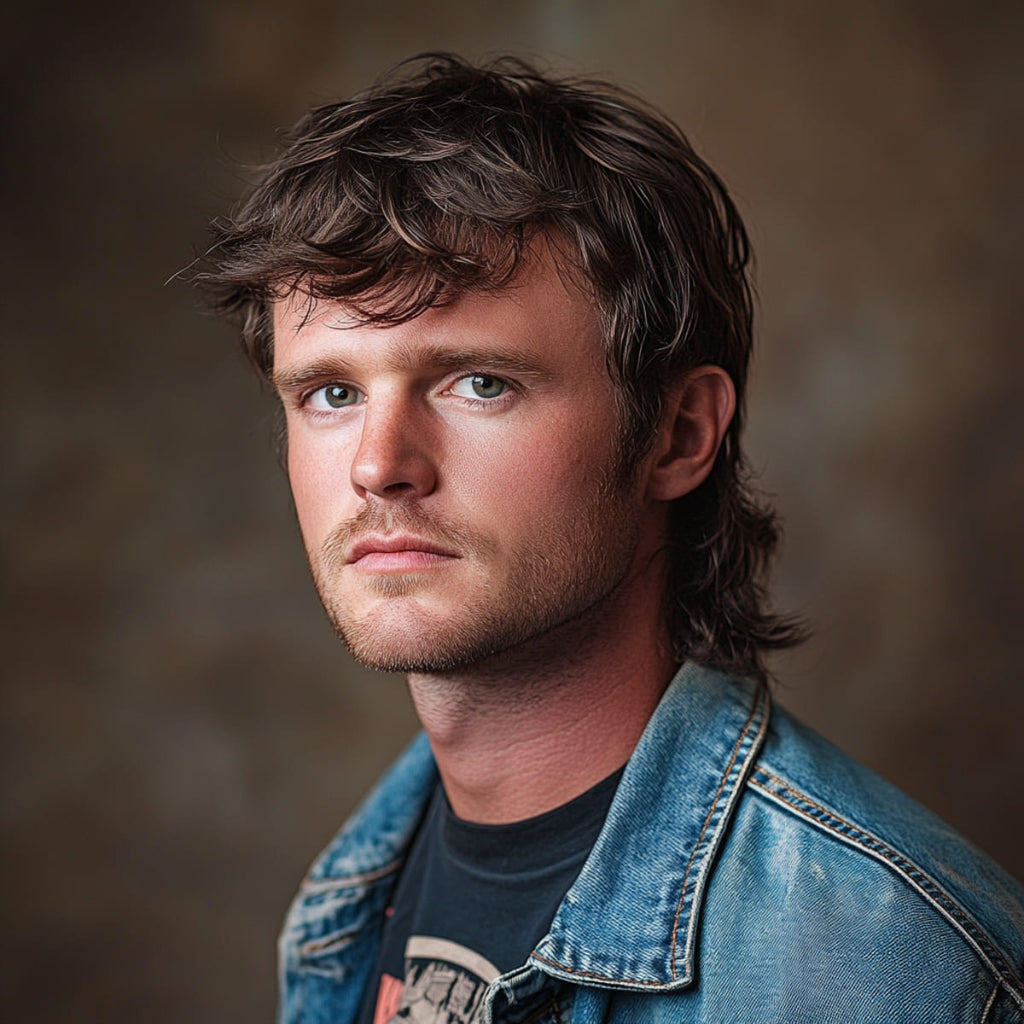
xmin=645 ymin=366 xmax=736 ymax=501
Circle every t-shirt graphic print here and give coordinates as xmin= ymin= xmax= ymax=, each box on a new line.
xmin=370 ymin=936 xmax=500 ymax=1024
xmin=359 ymin=769 xmax=624 ymax=1024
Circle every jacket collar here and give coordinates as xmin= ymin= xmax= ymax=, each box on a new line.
xmin=301 ymin=664 xmax=768 ymax=995
xmin=303 ymin=730 xmax=438 ymax=886
xmin=530 ymin=663 xmax=770 ymax=992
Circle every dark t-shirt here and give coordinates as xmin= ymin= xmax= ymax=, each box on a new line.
xmin=358 ymin=767 xmax=623 ymax=1024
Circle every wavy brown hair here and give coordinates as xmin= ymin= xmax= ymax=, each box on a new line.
xmin=198 ymin=53 xmax=804 ymax=680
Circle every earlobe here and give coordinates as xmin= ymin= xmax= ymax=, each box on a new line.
xmin=645 ymin=366 xmax=736 ymax=501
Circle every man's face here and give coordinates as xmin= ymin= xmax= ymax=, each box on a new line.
xmin=272 ymin=251 xmax=662 ymax=674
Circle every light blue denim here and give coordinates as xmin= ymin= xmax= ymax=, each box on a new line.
xmin=278 ymin=664 xmax=1024 ymax=1023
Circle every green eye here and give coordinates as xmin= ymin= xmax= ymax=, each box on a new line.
xmin=322 ymin=384 xmax=359 ymax=408
xmin=469 ymin=375 xmax=507 ymax=399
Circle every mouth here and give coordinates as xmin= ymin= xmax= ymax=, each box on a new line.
xmin=346 ymin=534 xmax=460 ymax=572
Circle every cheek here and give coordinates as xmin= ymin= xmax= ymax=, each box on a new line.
xmin=447 ymin=418 xmax=618 ymax=526
xmin=286 ymin=430 xmax=356 ymax=540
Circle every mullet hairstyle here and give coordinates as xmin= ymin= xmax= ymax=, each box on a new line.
xmin=198 ymin=53 xmax=804 ymax=681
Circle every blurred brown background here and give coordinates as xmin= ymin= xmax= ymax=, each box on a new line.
xmin=3 ymin=1 xmax=1022 ymax=1020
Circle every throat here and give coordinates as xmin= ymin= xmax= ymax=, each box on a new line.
xmin=404 ymin=532 xmax=676 ymax=824
xmin=407 ymin=646 xmax=673 ymax=825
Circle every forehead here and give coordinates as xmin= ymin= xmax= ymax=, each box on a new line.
xmin=271 ymin=245 xmax=606 ymax=374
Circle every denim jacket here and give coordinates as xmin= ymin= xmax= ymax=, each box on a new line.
xmin=278 ymin=664 xmax=1024 ymax=1023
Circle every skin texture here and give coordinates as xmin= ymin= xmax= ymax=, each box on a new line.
xmin=273 ymin=245 xmax=735 ymax=823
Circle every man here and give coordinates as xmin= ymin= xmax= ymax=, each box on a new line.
xmin=201 ymin=55 xmax=1024 ymax=1024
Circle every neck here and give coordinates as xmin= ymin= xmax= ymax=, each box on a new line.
xmin=407 ymin=570 xmax=676 ymax=824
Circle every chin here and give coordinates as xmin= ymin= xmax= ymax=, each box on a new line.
xmin=331 ymin=590 xmax=587 ymax=674
xmin=339 ymin=631 xmax=497 ymax=675
xmin=328 ymin=604 xmax=499 ymax=673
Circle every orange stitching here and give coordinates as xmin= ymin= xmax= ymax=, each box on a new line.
xmin=529 ymin=687 xmax=769 ymax=990
xmin=749 ymin=769 xmax=1024 ymax=999
xmin=529 ymin=951 xmax=666 ymax=987
xmin=668 ymin=686 xmax=767 ymax=979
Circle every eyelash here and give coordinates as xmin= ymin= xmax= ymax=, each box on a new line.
xmin=299 ymin=374 xmax=519 ymax=414
xmin=446 ymin=374 xmax=518 ymax=408
xmin=302 ymin=383 xmax=364 ymax=413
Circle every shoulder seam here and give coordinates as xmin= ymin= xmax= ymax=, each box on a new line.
xmin=749 ymin=765 xmax=1024 ymax=1012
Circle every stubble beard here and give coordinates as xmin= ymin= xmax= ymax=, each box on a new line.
xmin=307 ymin=479 xmax=643 ymax=676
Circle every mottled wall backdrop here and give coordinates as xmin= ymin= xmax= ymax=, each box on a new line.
xmin=3 ymin=1 xmax=1022 ymax=1020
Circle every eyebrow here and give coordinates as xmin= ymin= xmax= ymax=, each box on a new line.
xmin=272 ymin=345 xmax=556 ymax=394
xmin=272 ymin=359 xmax=356 ymax=395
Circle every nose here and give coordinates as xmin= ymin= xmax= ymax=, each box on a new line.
xmin=350 ymin=393 xmax=438 ymax=499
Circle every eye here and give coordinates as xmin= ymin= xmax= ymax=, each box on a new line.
xmin=308 ymin=384 xmax=363 ymax=410
xmin=450 ymin=374 xmax=509 ymax=400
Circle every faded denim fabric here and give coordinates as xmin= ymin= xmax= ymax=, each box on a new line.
xmin=278 ymin=664 xmax=1024 ymax=1023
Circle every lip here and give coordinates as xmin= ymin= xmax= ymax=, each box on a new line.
xmin=346 ymin=533 xmax=459 ymax=570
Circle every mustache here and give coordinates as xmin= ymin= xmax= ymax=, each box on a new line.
xmin=320 ymin=502 xmax=494 ymax=570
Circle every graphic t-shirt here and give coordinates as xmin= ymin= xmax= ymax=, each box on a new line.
xmin=358 ymin=767 xmax=623 ymax=1024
